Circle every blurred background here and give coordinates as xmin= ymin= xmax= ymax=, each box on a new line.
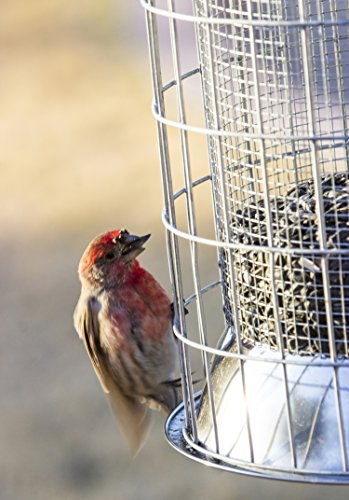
xmin=2 ymin=1 xmax=349 ymax=499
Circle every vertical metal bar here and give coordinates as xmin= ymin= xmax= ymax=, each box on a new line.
xmin=298 ymin=0 xmax=348 ymax=470
xmin=192 ymin=2 xmax=232 ymax=366
xmin=247 ymin=0 xmax=297 ymax=468
xmin=316 ymin=0 xmax=349 ymax=358
xmin=234 ymin=6 xmax=256 ymax=205
xmin=329 ymin=0 xmax=349 ymax=170
xmin=192 ymin=2 xmax=222 ymax=265
xmin=200 ymin=0 xmax=255 ymax=463
xmin=167 ymin=0 xmax=220 ymax=453
xmin=328 ymin=0 xmax=349 ymax=359
xmin=282 ymin=2 xmax=301 ymax=190
xmin=144 ymin=1 xmax=198 ymax=442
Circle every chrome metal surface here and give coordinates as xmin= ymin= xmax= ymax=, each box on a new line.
xmin=141 ymin=0 xmax=349 ymax=483
xmin=166 ymin=394 xmax=349 ymax=484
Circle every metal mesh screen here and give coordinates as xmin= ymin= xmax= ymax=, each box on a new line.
xmin=195 ymin=0 xmax=349 ymax=356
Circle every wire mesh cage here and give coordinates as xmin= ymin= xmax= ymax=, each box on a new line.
xmin=141 ymin=0 xmax=349 ymax=483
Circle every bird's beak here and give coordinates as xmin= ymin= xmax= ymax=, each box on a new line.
xmin=121 ymin=233 xmax=151 ymax=260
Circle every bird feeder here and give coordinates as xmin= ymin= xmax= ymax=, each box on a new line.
xmin=141 ymin=0 xmax=349 ymax=483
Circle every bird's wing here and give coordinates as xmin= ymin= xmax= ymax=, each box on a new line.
xmin=74 ymin=294 xmax=150 ymax=454
xmin=74 ymin=295 xmax=109 ymax=392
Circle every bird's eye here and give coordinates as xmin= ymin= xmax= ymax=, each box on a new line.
xmin=113 ymin=229 xmax=129 ymax=244
xmin=119 ymin=229 xmax=129 ymax=239
xmin=105 ymin=252 xmax=115 ymax=260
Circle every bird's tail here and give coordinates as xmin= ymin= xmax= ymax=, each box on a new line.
xmin=107 ymin=382 xmax=150 ymax=456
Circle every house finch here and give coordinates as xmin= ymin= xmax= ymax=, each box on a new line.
xmin=74 ymin=228 xmax=181 ymax=453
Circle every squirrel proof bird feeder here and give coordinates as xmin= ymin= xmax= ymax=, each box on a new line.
xmin=141 ymin=0 xmax=349 ymax=483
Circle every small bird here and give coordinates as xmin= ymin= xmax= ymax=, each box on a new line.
xmin=74 ymin=228 xmax=181 ymax=453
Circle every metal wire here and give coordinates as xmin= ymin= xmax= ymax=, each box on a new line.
xmin=141 ymin=0 xmax=349 ymax=483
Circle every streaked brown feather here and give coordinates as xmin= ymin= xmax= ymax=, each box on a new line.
xmin=74 ymin=294 xmax=150 ymax=454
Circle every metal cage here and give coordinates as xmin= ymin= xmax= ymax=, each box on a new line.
xmin=141 ymin=0 xmax=349 ymax=483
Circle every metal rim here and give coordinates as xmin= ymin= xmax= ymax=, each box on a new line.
xmin=165 ymin=397 xmax=349 ymax=484
xmin=162 ymin=178 xmax=349 ymax=258
xmin=141 ymin=0 xmax=349 ymax=28
xmin=154 ymin=72 xmax=349 ymax=142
